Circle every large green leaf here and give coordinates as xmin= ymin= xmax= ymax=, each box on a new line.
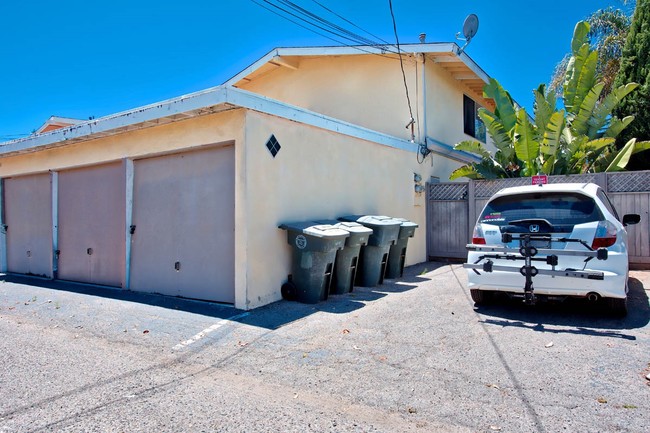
xmin=571 ymin=49 xmax=599 ymax=114
xmin=534 ymin=84 xmax=554 ymax=136
xmin=571 ymin=82 xmax=604 ymax=137
xmin=513 ymin=109 xmax=539 ymax=172
xmin=453 ymin=140 xmax=493 ymax=160
xmin=605 ymin=138 xmax=636 ymax=172
xmin=478 ymin=108 xmax=514 ymax=159
xmin=571 ymin=21 xmax=591 ymax=55
xmin=540 ymin=111 xmax=565 ymax=157
xmin=589 ymin=83 xmax=639 ymax=137
xmin=584 ymin=137 xmax=615 ymax=151
xmin=604 ymin=115 xmax=635 ymax=138
xmin=449 ymin=164 xmax=481 ymax=180
xmin=482 ymin=78 xmax=517 ymax=132
xmin=632 ymin=140 xmax=650 ymax=154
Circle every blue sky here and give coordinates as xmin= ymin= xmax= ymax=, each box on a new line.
xmin=0 ymin=0 xmax=630 ymax=142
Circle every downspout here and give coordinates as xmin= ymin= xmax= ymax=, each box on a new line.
xmin=417 ymin=52 xmax=431 ymax=161
xmin=420 ymin=52 xmax=427 ymax=146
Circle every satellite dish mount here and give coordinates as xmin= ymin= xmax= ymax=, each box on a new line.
xmin=455 ymin=14 xmax=479 ymax=54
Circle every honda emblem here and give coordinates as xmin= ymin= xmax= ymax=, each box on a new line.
xmin=529 ymin=224 xmax=540 ymax=233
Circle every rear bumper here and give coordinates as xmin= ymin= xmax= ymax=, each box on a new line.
xmin=466 ymin=250 xmax=629 ymax=299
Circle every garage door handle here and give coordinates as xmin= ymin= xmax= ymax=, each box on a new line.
xmin=175 ymin=261 xmax=181 ymax=271
xmin=87 ymin=248 xmax=93 ymax=255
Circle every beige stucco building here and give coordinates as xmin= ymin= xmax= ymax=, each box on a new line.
xmin=0 ymin=43 xmax=493 ymax=309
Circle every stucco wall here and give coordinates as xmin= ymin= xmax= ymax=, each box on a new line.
xmin=237 ymin=54 xmax=420 ymax=142
xmin=0 ymin=110 xmax=245 ymax=176
xmin=241 ymin=110 xmax=458 ymax=309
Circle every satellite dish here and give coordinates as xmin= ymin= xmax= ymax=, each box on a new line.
xmin=457 ymin=14 xmax=479 ymax=54
xmin=463 ymin=14 xmax=479 ymax=42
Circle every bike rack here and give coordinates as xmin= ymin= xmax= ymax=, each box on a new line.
xmin=464 ymin=233 xmax=609 ymax=305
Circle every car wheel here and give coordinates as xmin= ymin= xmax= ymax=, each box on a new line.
xmin=470 ymin=289 xmax=490 ymax=305
xmin=605 ymin=296 xmax=628 ymax=317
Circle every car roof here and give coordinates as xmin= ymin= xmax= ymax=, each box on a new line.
xmin=492 ymin=182 xmax=600 ymax=199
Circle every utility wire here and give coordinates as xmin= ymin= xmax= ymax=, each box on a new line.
xmin=250 ymin=0 xmax=400 ymax=56
xmin=256 ymin=0 xmax=382 ymax=48
xmin=388 ymin=0 xmax=415 ymax=140
xmin=250 ymin=0 xmax=352 ymax=47
xmin=310 ymin=0 xmax=395 ymax=47
xmin=278 ymin=0 xmax=381 ymax=47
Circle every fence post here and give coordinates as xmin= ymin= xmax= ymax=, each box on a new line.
xmin=596 ymin=172 xmax=608 ymax=193
xmin=467 ymin=180 xmax=476 ymax=240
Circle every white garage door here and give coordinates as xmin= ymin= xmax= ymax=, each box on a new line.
xmin=4 ymin=174 xmax=53 ymax=278
xmin=130 ymin=145 xmax=235 ymax=303
xmin=57 ymin=162 xmax=126 ymax=287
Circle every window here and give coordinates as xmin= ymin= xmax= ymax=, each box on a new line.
xmin=479 ymin=192 xmax=604 ymax=232
xmin=463 ymin=95 xmax=486 ymax=142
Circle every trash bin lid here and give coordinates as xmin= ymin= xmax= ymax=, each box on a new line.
xmin=338 ymin=215 xmax=402 ymax=228
xmin=392 ymin=217 xmax=419 ymax=229
xmin=279 ymin=222 xmax=350 ymax=239
xmin=315 ymin=219 xmax=373 ymax=236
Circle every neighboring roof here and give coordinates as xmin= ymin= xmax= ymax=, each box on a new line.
xmin=34 ymin=116 xmax=85 ymax=134
xmin=226 ymin=43 xmax=491 ymax=102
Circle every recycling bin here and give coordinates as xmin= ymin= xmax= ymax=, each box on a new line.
xmin=385 ymin=218 xmax=419 ymax=279
xmin=338 ymin=215 xmax=402 ymax=287
xmin=279 ymin=222 xmax=349 ymax=303
xmin=315 ymin=220 xmax=373 ymax=294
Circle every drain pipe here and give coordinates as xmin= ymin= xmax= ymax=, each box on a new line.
xmin=418 ymin=51 xmax=430 ymax=160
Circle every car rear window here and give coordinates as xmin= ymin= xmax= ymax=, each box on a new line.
xmin=479 ymin=192 xmax=603 ymax=227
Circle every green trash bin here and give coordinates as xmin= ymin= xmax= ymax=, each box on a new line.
xmin=315 ymin=220 xmax=373 ymax=294
xmin=338 ymin=215 xmax=401 ymax=287
xmin=279 ymin=222 xmax=349 ymax=303
xmin=385 ymin=218 xmax=419 ymax=279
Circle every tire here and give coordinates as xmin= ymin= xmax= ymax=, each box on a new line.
xmin=605 ymin=296 xmax=628 ymax=317
xmin=281 ymin=282 xmax=298 ymax=301
xmin=470 ymin=289 xmax=490 ymax=305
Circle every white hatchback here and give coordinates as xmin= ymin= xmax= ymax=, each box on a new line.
xmin=465 ymin=182 xmax=640 ymax=315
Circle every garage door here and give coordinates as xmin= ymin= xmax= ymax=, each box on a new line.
xmin=130 ymin=145 xmax=235 ymax=303
xmin=58 ymin=162 xmax=126 ymax=287
xmin=3 ymin=174 xmax=53 ymax=278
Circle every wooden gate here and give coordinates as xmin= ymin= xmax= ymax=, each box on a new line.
xmin=426 ymin=182 xmax=469 ymax=259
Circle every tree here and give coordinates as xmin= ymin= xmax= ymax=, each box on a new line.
xmin=450 ymin=21 xmax=650 ymax=181
xmin=613 ymin=0 xmax=650 ymax=170
xmin=549 ymin=5 xmax=633 ymax=99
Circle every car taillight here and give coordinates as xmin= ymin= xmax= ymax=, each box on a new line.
xmin=472 ymin=226 xmax=486 ymax=244
xmin=592 ymin=220 xmax=617 ymax=249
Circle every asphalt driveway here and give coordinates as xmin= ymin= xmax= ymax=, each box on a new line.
xmin=0 ymin=263 xmax=648 ymax=432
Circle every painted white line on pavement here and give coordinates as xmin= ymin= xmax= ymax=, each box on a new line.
xmin=172 ymin=312 xmax=250 ymax=350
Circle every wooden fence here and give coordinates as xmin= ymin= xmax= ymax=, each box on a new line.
xmin=426 ymin=171 xmax=650 ymax=265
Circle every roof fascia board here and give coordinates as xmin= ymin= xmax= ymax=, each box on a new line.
xmin=225 ymin=43 xmax=470 ymax=86
xmin=1 ymin=85 xmax=476 ymax=164
xmin=0 ymin=87 xmax=231 ymax=155
xmin=223 ymin=87 xmax=417 ymax=153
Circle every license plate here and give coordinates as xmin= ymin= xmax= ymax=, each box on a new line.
xmin=522 ymin=238 xmax=551 ymax=249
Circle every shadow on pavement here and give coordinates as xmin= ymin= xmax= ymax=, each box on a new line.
xmin=0 ymin=262 xmax=438 ymax=331
xmin=473 ymin=276 xmax=649 ymax=337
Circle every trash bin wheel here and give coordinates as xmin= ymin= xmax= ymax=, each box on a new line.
xmin=281 ymin=281 xmax=298 ymax=301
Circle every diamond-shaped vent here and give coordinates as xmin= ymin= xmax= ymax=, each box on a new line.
xmin=265 ymin=134 xmax=281 ymax=158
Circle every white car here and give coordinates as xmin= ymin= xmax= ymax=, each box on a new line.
xmin=465 ymin=182 xmax=640 ymax=315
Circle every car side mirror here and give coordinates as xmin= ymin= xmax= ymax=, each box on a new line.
xmin=622 ymin=214 xmax=640 ymax=226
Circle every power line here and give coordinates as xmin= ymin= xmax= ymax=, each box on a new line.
xmin=310 ymin=0 xmax=394 ymax=47
xmin=250 ymin=0 xmax=400 ymax=56
xmin=388 ymin=0 xmax=415 ymax=141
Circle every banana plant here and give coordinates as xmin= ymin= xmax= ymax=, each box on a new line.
xmin=450 ymin=20 xmax=649 ymax=181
